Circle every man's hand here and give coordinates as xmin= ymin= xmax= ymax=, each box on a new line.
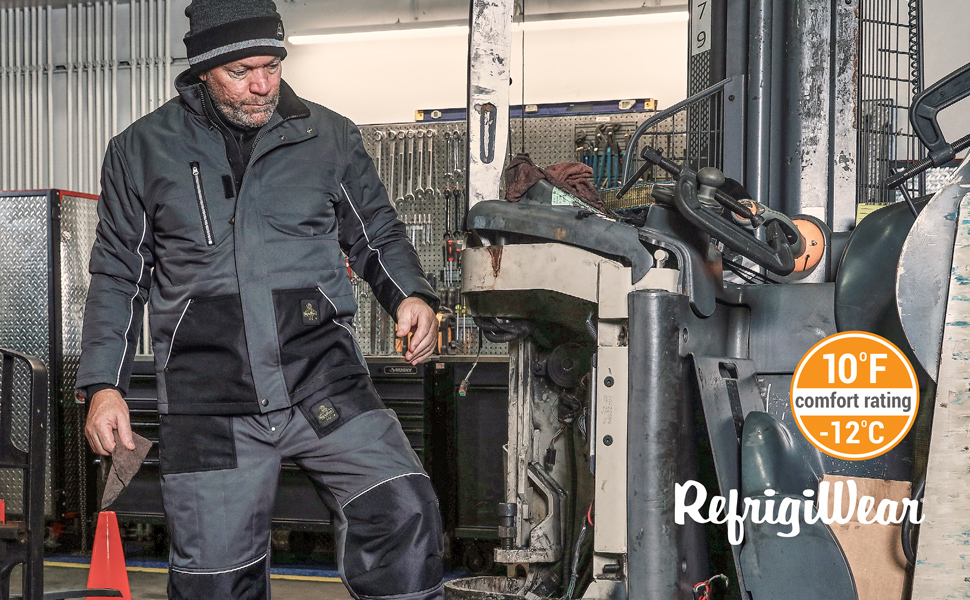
xmin=396 ymin=296 xmax=439 ymax=365
xmin=85 ymin=389 xmax=136 ymax=456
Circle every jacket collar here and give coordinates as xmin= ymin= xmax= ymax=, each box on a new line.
xmin=174 ymin=68 xmax=311 ymax=127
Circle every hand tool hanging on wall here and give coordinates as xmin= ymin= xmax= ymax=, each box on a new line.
xmin=442 ymin=183 xmax=455 ymax=292
xmin=453 ymin=128 xmax=463 ymax=182
xmin=575 ymin=131 xmax=587 ymax=164
xmin=619 ymin=132 xmax=629 ymax=188
xmin=593 ymin=125 xmax=606 ymax=186
xmin=444 ymin=131 xmax=453 ymax=179
xmin=604 ymin=142 xmax=614 ymax=189
xmin=375 ymin=130 xmax=384 ymax=182
xmin=396 ymin=131 xmax=406 ymax=204
xmin=454 ymin=186 xmax=464 ymax=235
xmin=387 ymin=130 xmax=398 ymax=203
xmin=426 ymin=130 xmax=436 ymax=197
xmin=405 ymin=129 xmax=417 ymax=203
xmin=416 ymin=131 xmax=426 ymax=200
xmin=608 ymin=126 xmax=620 ymax=188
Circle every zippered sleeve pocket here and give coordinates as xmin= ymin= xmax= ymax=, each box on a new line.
xmin=189 ymin=161 xmax=215 ymax=246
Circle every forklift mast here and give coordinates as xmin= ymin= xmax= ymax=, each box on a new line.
xmin=687 ymin=0 xmax=924 ymax=233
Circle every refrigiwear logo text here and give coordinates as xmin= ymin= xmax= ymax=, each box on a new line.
xmin=674 ymin=479 xmax=924 ymax=545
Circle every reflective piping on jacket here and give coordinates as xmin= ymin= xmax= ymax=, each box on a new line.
xmin=163 ymin=300 xmax=193 ymax=371
xmin=339 ymin=182 xmax=407 ymax=297
xmin=170 ymin=552 xmax=267 ymax=575
xmin=340 ymin=472 xmax=428 ymax=509
xmin=115 ymin=213 xmax=149 ymax=386
xmin=315 ymin=286 xmax=356 ymax=338
xmin=316 ymin=287 xmax=366 ymax=367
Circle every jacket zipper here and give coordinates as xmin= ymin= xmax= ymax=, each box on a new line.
xmin=197 ymin=82 xmax=309 ymax=196
xmin=189 ymin=162 xmax=215 ymax=246
xmin=164 ymin=299 xmax=193 ymax=371
xmin=249 ymin=113 xmax=304 ymax=165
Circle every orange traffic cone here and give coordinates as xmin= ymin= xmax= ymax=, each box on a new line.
xmin=86 ymin=511 xmax=132 ymax=600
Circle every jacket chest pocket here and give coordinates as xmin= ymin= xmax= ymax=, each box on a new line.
xmin=262 ymin=184 xmax=339 ymax=238
xmin=153 ymin=163 xmax=235 ymax=249
xmin=190 ymin=162 xmax=217 ymax=246
xmin=258 ymin=158 xmax=341 ymax=239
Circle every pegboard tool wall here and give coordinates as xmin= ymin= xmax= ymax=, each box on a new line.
xmin=355 ymin=109 xmax=687 ymax=356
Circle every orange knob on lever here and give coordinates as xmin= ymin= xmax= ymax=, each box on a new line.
xmin=791 ymin=218 xmax=824 ymax=272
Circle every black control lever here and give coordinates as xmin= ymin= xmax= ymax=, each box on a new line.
xmin=639 ymin=146 xmax=797 ymax=275
xmin=616 ymin=148 xmax=765 ymax=228
xmin=910 ymin=61 xmax=970 ymax=164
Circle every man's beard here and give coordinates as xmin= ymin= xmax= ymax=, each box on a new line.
xmin=207 ymin=86 xmax=279 ymax=129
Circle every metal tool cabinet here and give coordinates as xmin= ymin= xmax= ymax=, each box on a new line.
xmin=0 ymin=189 xmax=99 ymax=545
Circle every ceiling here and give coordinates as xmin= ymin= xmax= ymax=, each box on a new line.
xmin=0 ymin=0 xmax=71 ymax=7
xmin=0 ymin=0 xmax=688 ymax=17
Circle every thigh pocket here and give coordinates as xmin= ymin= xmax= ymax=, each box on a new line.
xmin=296 ymin=375 xmax=385 ymax=438
xmin=159 ymin=414 xmax=237 ymax=475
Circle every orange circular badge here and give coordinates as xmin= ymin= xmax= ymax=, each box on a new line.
xmin=790 ymin=331 xmax=919 ymax=460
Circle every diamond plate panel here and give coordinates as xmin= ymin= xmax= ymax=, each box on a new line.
xmin=59 ymin=193 xmax=99 ymax=539
xmin=0 ymin=193 xmax=52 ymax=515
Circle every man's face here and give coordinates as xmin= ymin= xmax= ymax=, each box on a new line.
xmin=199 ymin=55 xmax=282 ymax=128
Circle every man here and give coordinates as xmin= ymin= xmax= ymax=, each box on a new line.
xmin=76 ymin=1 xmax=444 ymax=599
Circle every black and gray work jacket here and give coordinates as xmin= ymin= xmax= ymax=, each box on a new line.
xmin=77 ymin=71 xmax=437 ymax=415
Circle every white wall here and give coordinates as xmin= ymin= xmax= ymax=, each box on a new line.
xmin=922 ymin=0 xmax=970 ymax=143
xmin=281 ymin=15 xmax=689 ymax=125
xmin=171 ymin=1 xmax=966 ymax=136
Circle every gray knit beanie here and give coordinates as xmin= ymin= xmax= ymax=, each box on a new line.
xmin=184 ymin=0 xmax=287 ymax=74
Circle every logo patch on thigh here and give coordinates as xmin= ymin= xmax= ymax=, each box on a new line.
xmin=313 ymin=398 xmax=339 ymax=428
xmin=301 ymin=299 xmax=321 ymax=325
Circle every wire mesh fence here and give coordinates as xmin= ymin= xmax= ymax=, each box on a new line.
xmin=609 ymin=81 xmax=728 ymax=211
xmin=856 ymin=0 xmax=925 ymax=206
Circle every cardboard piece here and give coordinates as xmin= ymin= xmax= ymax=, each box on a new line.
xmin=823 ymin=475 xmax=912 ymax=600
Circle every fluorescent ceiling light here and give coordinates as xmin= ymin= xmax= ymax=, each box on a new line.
xmin=518 ymin=12 xmax=688 ymax=32
xmin=289 ymin=25 xmax=468 ymax=45
xmin=287 ymin=10 xmax=688 ymax=45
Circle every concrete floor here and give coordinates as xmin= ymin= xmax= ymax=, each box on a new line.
xmin=9 ymin=562 xmax=355 ymax=599
xmin=5 ymin=529 xmax=472 ymax=598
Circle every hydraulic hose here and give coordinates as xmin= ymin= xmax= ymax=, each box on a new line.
xmin=902 ymin=475 xmax=926 ymax=565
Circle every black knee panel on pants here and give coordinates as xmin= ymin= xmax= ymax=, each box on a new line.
xmin=343 ymin=474 xmax=443 ymax=598
xmin=167 ymin=554 xmax=268 ymax=600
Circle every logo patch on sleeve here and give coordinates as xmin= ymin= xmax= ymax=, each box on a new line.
xmin=301 ymin=299 xmax=321 ymax=325
xmin=313 ymin=399 xmax=339 ymax=428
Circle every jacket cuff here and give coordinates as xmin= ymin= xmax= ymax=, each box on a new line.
xmin=390 ymin=291 xmax=441 ymax=320
xmin=79 ymin=383 xmax=123 ymax=402
xmin=409 ymin=291 xmax=441 ymax=313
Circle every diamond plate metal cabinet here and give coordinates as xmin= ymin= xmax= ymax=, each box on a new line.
xmin=0 ymin=189 xmax=98 ymax=544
